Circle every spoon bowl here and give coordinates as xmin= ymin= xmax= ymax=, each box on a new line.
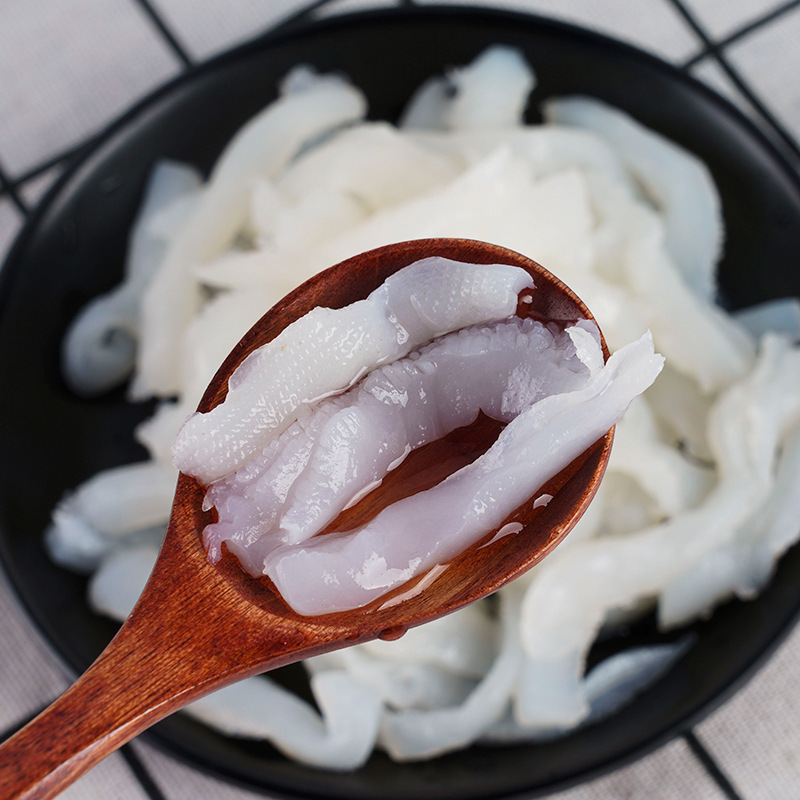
xmin=0 ymin=238 xmax=612 ymax=799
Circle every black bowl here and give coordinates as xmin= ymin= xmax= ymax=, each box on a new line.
xmin=2 ymin=6 xmax=800 ymax=799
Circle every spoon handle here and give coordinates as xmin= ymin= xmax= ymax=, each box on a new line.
xmin=0 ymin=500 xmax=318 ymax=799
xmin=0 ymin=550 xmax=274 ymax=800
xmin=0 ymin=622 xmax=190 ymax=799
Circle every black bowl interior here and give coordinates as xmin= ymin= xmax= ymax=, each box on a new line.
xmin=2 ymin=6 xmax=800 ymax=800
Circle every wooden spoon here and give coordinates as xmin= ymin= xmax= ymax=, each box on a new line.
xmin=0 ymin=238 xmax=612 ymax=799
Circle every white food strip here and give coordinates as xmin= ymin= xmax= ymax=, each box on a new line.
xmin=87 ymin=543 xmax=381 ymax=770
xmin=201 ymin=317 xmax=595 ymax=575
xmin=378 ymin=586 xmax=525 ymax=761
xmin=61 ymin=160 xmax=202 ymax=396
xmin=46 ymin=461 xmax=176 ymax=572
xmin=544 ymin=96 xmax=723 ymax=302
xmin=266 ymin=332 xmax=663 ymax=615
xmin=513 ymin=335 xmax=800 ymax=731
xmin=172 ymin=257 xmax=533 ymax=485
xmin=187 ymin=671 xmax=383 ymax=771
xmin=133 ymin=69 xmax=369 ymax=399
xmin=55 ymin=43 xmax=800 ymax=766
xmin=399 ymin=45 xmax=534 ymax=132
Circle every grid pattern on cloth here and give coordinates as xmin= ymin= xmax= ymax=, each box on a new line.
xmin=1 ymin=1 xmax=800 ymax=798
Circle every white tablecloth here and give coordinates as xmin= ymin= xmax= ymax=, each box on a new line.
xmin=2 ymin=1 xmax=800 ymax=797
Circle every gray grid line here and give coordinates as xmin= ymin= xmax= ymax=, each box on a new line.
xmin=2 ymin=138 xmax=95 ymax=204
xmin=120 ymin=744 xmax=171 ymax=800
xmin=133 ymin=0 xmax=195 ymax=67
xmin=1 ymin=2 xmax=798 ymax=798
xmin=0 ymin=164 xmax=28 ymax=217
xmin=683 ymin=0 xmax=800 ymax=64
xmin=7 ymin=146 xmax=83 ymax=190
xmin=683 ymin=731 xmax=746 ymax=800
xmin=68 ymin=3 xmax=199 ymax=795
xmin=651 ymin=9 xmax=764 ymax=799
xmin=669 ymin=0 xmax=800 ymax=162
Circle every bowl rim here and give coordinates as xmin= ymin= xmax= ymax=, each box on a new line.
xmin=2 ymin=5 xmax=800 ymax=799
xmin=4 ymin=2 xmax=800 ymax=285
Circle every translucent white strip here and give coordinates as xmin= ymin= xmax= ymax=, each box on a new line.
xmin=406 ymin=127 xmax=631 ymax=188
xmin=45 ymin=461 xmax=175 ymax=571
xmin=133 ymin=70 xmax=368 ymax=398
xmin=545 ymin=95 xmax=723 ymax=302
xmin=358 ymin=604 xmax=497 ymax=678
xmin=62 ymin=161 xmax=201 ymax=395
xmin=378 ymin=587 xmax=523 ymax=761
xmin=172 ymin=257 xmax=533 ymax=485
xmin=186 ymin=671 xmax=382 ymax=771
xmin=201 ymin=318 xmax=593 ymax=575
xmin=734 ymin=297 xmax=800 ymax=340
xmin=88 ymin=544 xmax=159 ymax=620
xmin=265 ymin=332 xmax=663 ymax=615
xmin=515 ymin=335 xmax=800 ymax=729
xmin=399 ymin=45 xmax=534 ymax=131
xmin=659 ymin=415 xmax=800 ymax=627
xmin=308 ymin=647 xmax=476 ymax=712
xmin=481 ymin=637 xmax=692 ymax=743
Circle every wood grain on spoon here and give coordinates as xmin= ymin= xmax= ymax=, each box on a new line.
xmin=0 ymin=238 xmax=612 ymax=799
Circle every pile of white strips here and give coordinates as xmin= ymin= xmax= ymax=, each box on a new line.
xmin=49 ymin=47 xmax=800 ymax=768
xmin=171 ymin=256 xmax=661 ymax=615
